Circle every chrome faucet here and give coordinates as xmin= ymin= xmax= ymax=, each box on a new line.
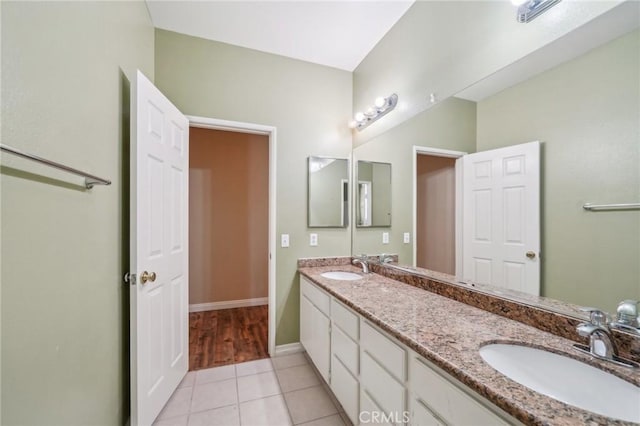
xmin=352 ymin=254 xmax=370 ymax=274
xmin=576 ymin=309 xmax=618 ymax=359
xmin=574 ymin=308 xmax=638 ymax=368
xmin=379 ymin=253 xmax=393 ymax=264
xmin=612 ymin=299 xmax=640 ymax=332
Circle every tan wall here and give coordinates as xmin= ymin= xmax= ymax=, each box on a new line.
xmin=155 ymin=29 xmax=353 ymax=345
xmin=1 ymin=2 xmax=154 ymax=424
xmin=189 ymin=128 xmax=269 ymax=304
xmin=476 ymin=29 xmax=640 ymax=313
xmin=416 ymin=156 xmax=456 ymax=274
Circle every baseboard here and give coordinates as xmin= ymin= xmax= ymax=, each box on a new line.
xmin=273 ymin=342 xmax=304 ymax=357
xmin=189 ymin=297 xmax=268 ymax=312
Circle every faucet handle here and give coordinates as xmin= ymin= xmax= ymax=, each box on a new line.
xmin=580 ymin=307 xmax=611 ymax=326
xmin=616 ymin=300 xmax=639 ymax=327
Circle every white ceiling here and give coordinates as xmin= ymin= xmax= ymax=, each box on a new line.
xmin=145 ymin=0 xmax=415 ymax=71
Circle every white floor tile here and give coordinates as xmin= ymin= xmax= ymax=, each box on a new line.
xmin=276 ymin=364 xmax=320 ymax=393
xmin=272 ymin=352 xmax=308 ymax=370
xmin=195 ymin=364 xmax=236 ymax=385
xmin=190 ymin=378 xmax=238 ymax=413
xmin=179 ymin=371 xmax=196 ymax=388
xmin=284 ymin=386 xmax=338 ymax=424
xmin=235 ymin=358 xmax=274 ymax=377
xmin=188 ymin=404 xmax=240 ymax=426
xmin=298 ymin=414 xmax=346 ymax=426
xmin=239 ymin=394 xmax=292 ymax=426
xmin=153 ymin=414 xmax=189 ymax=426
xmin=237 ymin=370 xmax=282 ymax=402
xmin=157 ymin=387 xmax=193 ymax=420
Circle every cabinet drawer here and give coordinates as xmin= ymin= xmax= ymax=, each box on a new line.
xmin=331 ymin=298 xmax=359 ymax=340
xmin=360 ymin=390 xmax=393 ymax=426
xmin=411 ymin=397 xmax=445 ymax=426
xmin=331 ymin=356 xmax=359 ymax=425
xmin=331 ymin=324 xmax=358 ymax=374
xmin=301 ymin=277 xmax=330 ymax=316
xmin=361 ymin=321 xmax=406 ymax=381
xmin=411 ymin=356 xmax=509 ymax=426
xmin=361 ymin=351 xmax=405 ymax=421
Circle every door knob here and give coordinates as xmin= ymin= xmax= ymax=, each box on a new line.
xmin=140 ymin=271 xmax=157 ymax=284
xmin=525 ymin=251 xmax=536 ymax=259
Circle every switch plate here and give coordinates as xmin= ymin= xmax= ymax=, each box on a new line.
xmin=382 ymin=232 xmax=389 ymax=244
xmin=403 ymin=232 xmax=410 ymax=244
xmin=310 ymin=233 xmax=318 ymax=246
xmin=281 ymin=234 xmax=290 ymax=248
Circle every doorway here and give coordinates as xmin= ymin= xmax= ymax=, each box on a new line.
xmin=412 ymin=146 xmax=466 ymax=276
xmin=188 ymin=117 xmax=277 ymax=370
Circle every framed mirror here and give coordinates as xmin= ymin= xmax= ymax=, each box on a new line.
xmin=308 ymin=156 xmax=349 ymax=228
xmin=356 ymin=161 xmax=391 ymax=227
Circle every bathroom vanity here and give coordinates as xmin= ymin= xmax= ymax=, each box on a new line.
xmin=298 ymin=259 xmax=640 ymax=425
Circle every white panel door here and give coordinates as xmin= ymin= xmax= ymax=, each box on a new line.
xmin=461 ymin=141 xmax=539 ymax=295
xmin=130 ymin=70 xmax=189 ymax=426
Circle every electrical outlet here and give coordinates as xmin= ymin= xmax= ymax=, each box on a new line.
xmin=281 ymin=234 xmax=290 ymax=248
xmin=310 ymin=233 xmax=318 ymax=246
xmin=382 ymin=232 xmax=389 ymax=244
xmin=403 ymin=232 xmax=410 ymax=244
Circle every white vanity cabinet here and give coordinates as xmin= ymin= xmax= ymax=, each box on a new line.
xmin=299 ymin=276 xmax=518 ymax=426
xmin=300 ymin=277 xmax=331 ymax=382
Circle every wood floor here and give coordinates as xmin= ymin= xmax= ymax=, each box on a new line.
xmin=189 ymin=305 xmax=269 ymax=371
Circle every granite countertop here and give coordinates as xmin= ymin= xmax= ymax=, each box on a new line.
xmin=298 ymin=264 xmax=640 ymax=426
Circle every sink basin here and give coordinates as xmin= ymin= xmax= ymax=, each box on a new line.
xmin=320 ymin=271 xmax=362 ymax=281
xmin=479 ymin=344 xmax=640 ymax=423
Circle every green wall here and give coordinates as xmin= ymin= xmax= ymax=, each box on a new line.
xmin=1 ymin=2 xmax=154 ymax=424
xmin=476 ymin=29 xmax=640 ymax=313
xmin=154 ymin=29 xmax=353 ymax=346
xmin=352 ymin=97 xmax=477 ymax=262
xmin=353 ymin=1 xmax=620 ymax=146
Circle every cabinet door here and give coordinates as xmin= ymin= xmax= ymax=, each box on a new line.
xmin=313 ymin=305 xmax=331 ymax=382
xmin=300 ymin=294 xmax=313 ymax=355
xmin=411 ymin=397 xmax=446 ymax=426
xmin=331 ymin=355 xmax=359 ymax=424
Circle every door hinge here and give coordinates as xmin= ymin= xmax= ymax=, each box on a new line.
xmin=124 ymin=272 xmax=137 ymax=286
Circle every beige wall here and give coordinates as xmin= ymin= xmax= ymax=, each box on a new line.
xmin=353 ymin=1 xmax=621 ymax=146
xmin=352 ymin=97 xmax=477 ymax=262
xmin=416 ymin=156 xmax=456 ymax=274
xmin=189 ymin=128 xmax=269 ymax=305
xmin=1 ymin=2 xmax=154 ymax=425
xmin=476 ymin=29 xmax=640 ymax=313
xmin=155 ymin=29 xmax=353 ymax=345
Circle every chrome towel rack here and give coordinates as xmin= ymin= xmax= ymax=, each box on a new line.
xmin=1 ymin=143 xmax=111 ymax=189
xmin=583 ymin=203 xmax=640 ymax=211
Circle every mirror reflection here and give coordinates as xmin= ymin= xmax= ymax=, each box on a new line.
xmin=351 ymin=24 xmax=639 ymax=315
xmin=356 ymin=161 xmax=392 ymax=227
xmin=308 ymin=156 xmax=349 ymax=228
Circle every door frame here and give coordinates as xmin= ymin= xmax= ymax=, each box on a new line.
xmin=412 ymin=146 xmax=466 ymax=278
xmin=187 ymin=115 xmax=277 ymax=356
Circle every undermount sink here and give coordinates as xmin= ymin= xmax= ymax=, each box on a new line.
xmin=479 ymin=344 xmax=640 ymax=423
xmin=320 ymin=271 xmax=362 ymax=281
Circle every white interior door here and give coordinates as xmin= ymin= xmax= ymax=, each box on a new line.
xmin=130 ymin=70 xmax=189 ymax=425
xmin=461 ymin=141 xmax=540 ymax=295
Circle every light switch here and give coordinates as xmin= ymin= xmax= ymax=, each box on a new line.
xmin=403 ymin=232 xmax=410 ymax=244
xmin=310 ymin=233 xmax=318 ymax=246
xmin=281 ymin=234 xmax=290 ymax=248
xmin=382 ymin=232 xmax=389 ymax=244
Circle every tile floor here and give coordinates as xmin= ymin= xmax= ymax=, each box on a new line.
xmin=154 ymin=352 xmax=353 ymax=426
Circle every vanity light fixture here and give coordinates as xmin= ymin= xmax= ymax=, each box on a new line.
xmin=349 ymin=93 xmax=398 ymax=131
xmin=513 ymin=0 xmax=561 ymax=23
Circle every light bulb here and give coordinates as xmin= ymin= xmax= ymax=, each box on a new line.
xmin=354 ymin=112 xmax=366 ymax=123
xmin=348 ymin=120 xmax=358 ymax=129
xmin=366 ymin=107 xmax=375 ymax=116
xmin=374 ymin=97 xmax=386 ymax=109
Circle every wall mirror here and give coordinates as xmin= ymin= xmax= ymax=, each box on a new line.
xmin=356 ymin=161 xmax=391 ymax=227
xmin=351 ymin=4 xmax=639 ymax=316
xmin=308 ymin=156 xmax=349 ymax=228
